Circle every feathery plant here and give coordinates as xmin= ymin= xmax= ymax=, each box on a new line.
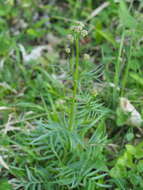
xmin=1 ymin=20 xmax=111 ymax=190
xmin=1 ymin=23 xmax=111 ymax=190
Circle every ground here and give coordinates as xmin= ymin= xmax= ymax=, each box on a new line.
xmin=0 ymin=0 xmax=143 ymax=189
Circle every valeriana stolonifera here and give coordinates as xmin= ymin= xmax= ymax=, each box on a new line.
xmin=65 ymin=22 xmax=88 ymax=130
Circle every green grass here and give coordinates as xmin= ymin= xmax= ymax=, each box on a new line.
xmin=1 ymin=0 xmax=143 ymax=189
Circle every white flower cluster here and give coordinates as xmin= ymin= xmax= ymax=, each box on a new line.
xmin=71 ymin=22 xmax=88 ymax=37
xmin=65 ymin=22 xmax=89 ymax=56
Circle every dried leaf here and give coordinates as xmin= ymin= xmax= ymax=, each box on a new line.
xmin=0 ymin=106 xmax=13 ymax=111
xmin=19 ymin=44 xmax=52 ymax=63
xmin=0 ymin=58 xmax=5 ymax=69
xmin=0 ymin=156 xmax=9 ymax=170
xmin=86 ymin=2 xmax=110 ymax=21
xmin=120 ymin=97 xmax=142 ymax=127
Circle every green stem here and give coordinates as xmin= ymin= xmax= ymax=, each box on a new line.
xmin=73 ymin=0 xmax=80 ymax=18
xmin=88 ymin=0 xmax=92 ymax=9
xmin=69 ymin=46 xmax=74 ymax=74
xmin=121 ymin=39 xmax=133 ymax=96
xmin=69 ymin=35 xmax=79 ymax=130
xmin=113 ymin=32 xmax=125 ymax=105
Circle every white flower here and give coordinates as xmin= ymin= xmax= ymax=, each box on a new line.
xmin=83 ymin=53 xmax=90 ymax=60
xmin=81 ymin=30 xmax=88 ymax=37
xmin=72 ymin=26 xmax=83 ymax=33
xmin=65 ymin=48 xmax=71 ymax=54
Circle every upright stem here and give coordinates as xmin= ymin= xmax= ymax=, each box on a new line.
xmin=113 ymin=32 xmax=125 ymax=106
xmin=121 ymin=39 xmax=133 ymax=96
xmin=69 ymin=46 xmax=74 ymax=75
xmin=69 ymin=35 xmax=79 ymax=130
xmin=74 ymin=36 xmax=80 ymax=100
xmin=88 ymin=0 xmax=92 ymax=9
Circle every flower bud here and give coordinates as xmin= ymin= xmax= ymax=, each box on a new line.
xmin=71 ymin=25 xmax=83 ymax=33
xmin=67 ymin=34 xmax=74 ymax=43
xmin=84 ymin=53 xmax=90 ymax=60
xmin=81 ymin=30 xmax=88 ymax=37
xmin=65 ymin=48 xmax=71 ymax=54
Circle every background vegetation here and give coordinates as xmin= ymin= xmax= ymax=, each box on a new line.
xmin=1 ymin=0 xmax=143 ymax=189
